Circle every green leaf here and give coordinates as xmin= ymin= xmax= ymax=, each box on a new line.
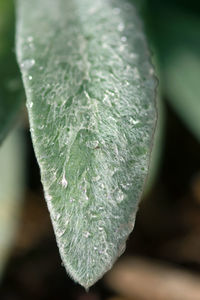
xmin=165 ymin=51 xmax=200 ymax=141
xmin=146 ymin=3 xmax=200 ymax=140
xmin=0 ymin=128 xmax=24 ymax=280
xmin=0 ymin=0 xmax=24 ymax=144
xmin=16 ymin=0 xmax=157 ymax=288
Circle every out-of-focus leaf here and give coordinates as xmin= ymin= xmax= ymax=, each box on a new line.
xmin=16 ymin=0 xmax=157 ymax=288
xmin=165 ymin=51 xmax=200 ymax=140
xmin=146 ymin=2 xmax=200 ymax=140
xmin=0 ymin=0 xmax=24 ymax=144
xmin=0 ymin=128 xmax=24 ymax=280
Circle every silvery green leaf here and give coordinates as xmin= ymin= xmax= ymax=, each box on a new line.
xmin=16 ymin=0 xmax=157 ymax=288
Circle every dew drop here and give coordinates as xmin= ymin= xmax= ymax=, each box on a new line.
xmin=130 ymin=118 xmax=139 ymax=125
xmin=121 ymin=36 xmax=127 ymax=42
xmin=29 ymin=102 xmax=33 ymax=108
xmin=130 ymin=53 xmax=138 ymax=59
xmin=116 ymin=190 xmax=124 ymax=203
xmin=27 ymin=36 xmax=33 ymax=42
xmin=118 ymin=23 xmax=124 ymax=32
xmin=21 ymin=59 xmax=35 ymax=70
xmin=119 ymin=45 xmax=125 ymax=52
xmin=28 ymin=75 xmax=33 ymax=81
xmin=149 ymin=68 xmax=154 ymax=75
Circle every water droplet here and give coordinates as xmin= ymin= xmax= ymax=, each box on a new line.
xmin=118 ymin=23 xmax=124 ymax=32
xmin=116 ymin=190 xmax=124 ymax=203
xmin=121 ymin=36 xmax=127 ymax=42
xmin=39 ymin=66 xmax=44 ymax=71
xmin=100 ymin=183 xmax=105 ymax=189
xmin=99 ymin=226 xmax=103 ymax=231
xmin=90 ymin=213 xmax=98 ymax=220
xmin=149 ymin=68 xmax=154 ymax=75
xmin=28 ymin=75 xmax=33 ymax=81
xmin=21 ymin=59 xmax=35 ymax=70
xmin=119 ymin=45 xmax=125 ymax=52
xmin=27 ymin=36 xmax=33 ymax=42
xmin=29 ymin=101 xmax=33 ymax=108
xmin=130 ymin=53 xmax=138 ymax=59
xmin=130 ymin=118 xmax=139 ymax=125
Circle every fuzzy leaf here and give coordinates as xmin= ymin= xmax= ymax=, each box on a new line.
xmin=16 ymin=0 xmax=157 ymax=288
xmin=0 ymin=0 xmax=24 ymax=144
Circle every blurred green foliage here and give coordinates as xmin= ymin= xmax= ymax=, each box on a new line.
xmin=0 ymin=129 xmax=24 ymax=279
xmin=143 ymin=0 xmax=200 ymax=141
xmin=0 ymin=0 xmax=24 ymax=144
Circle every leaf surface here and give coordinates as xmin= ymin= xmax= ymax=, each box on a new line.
xmin=16 ymin=0 xmax=157 ymax=288
xmin=0 ymin=0 xmax=24 ymax=144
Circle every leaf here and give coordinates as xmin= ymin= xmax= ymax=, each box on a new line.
xmin=145 ymin=3 xmax=200 ymax=140
xmin=16 ymin=0 xmax=157 ymax=288
xmin=165 ymin=51 xmax=200 ymax=141
xmin=0 ymin=0 xmax=24 ymax=144
xmin=0 ymin=128 xmax=24 ymax=280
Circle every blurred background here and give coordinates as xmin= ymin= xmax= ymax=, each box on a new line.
xmin=0 ymin=0 xmax=200 ymax=299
